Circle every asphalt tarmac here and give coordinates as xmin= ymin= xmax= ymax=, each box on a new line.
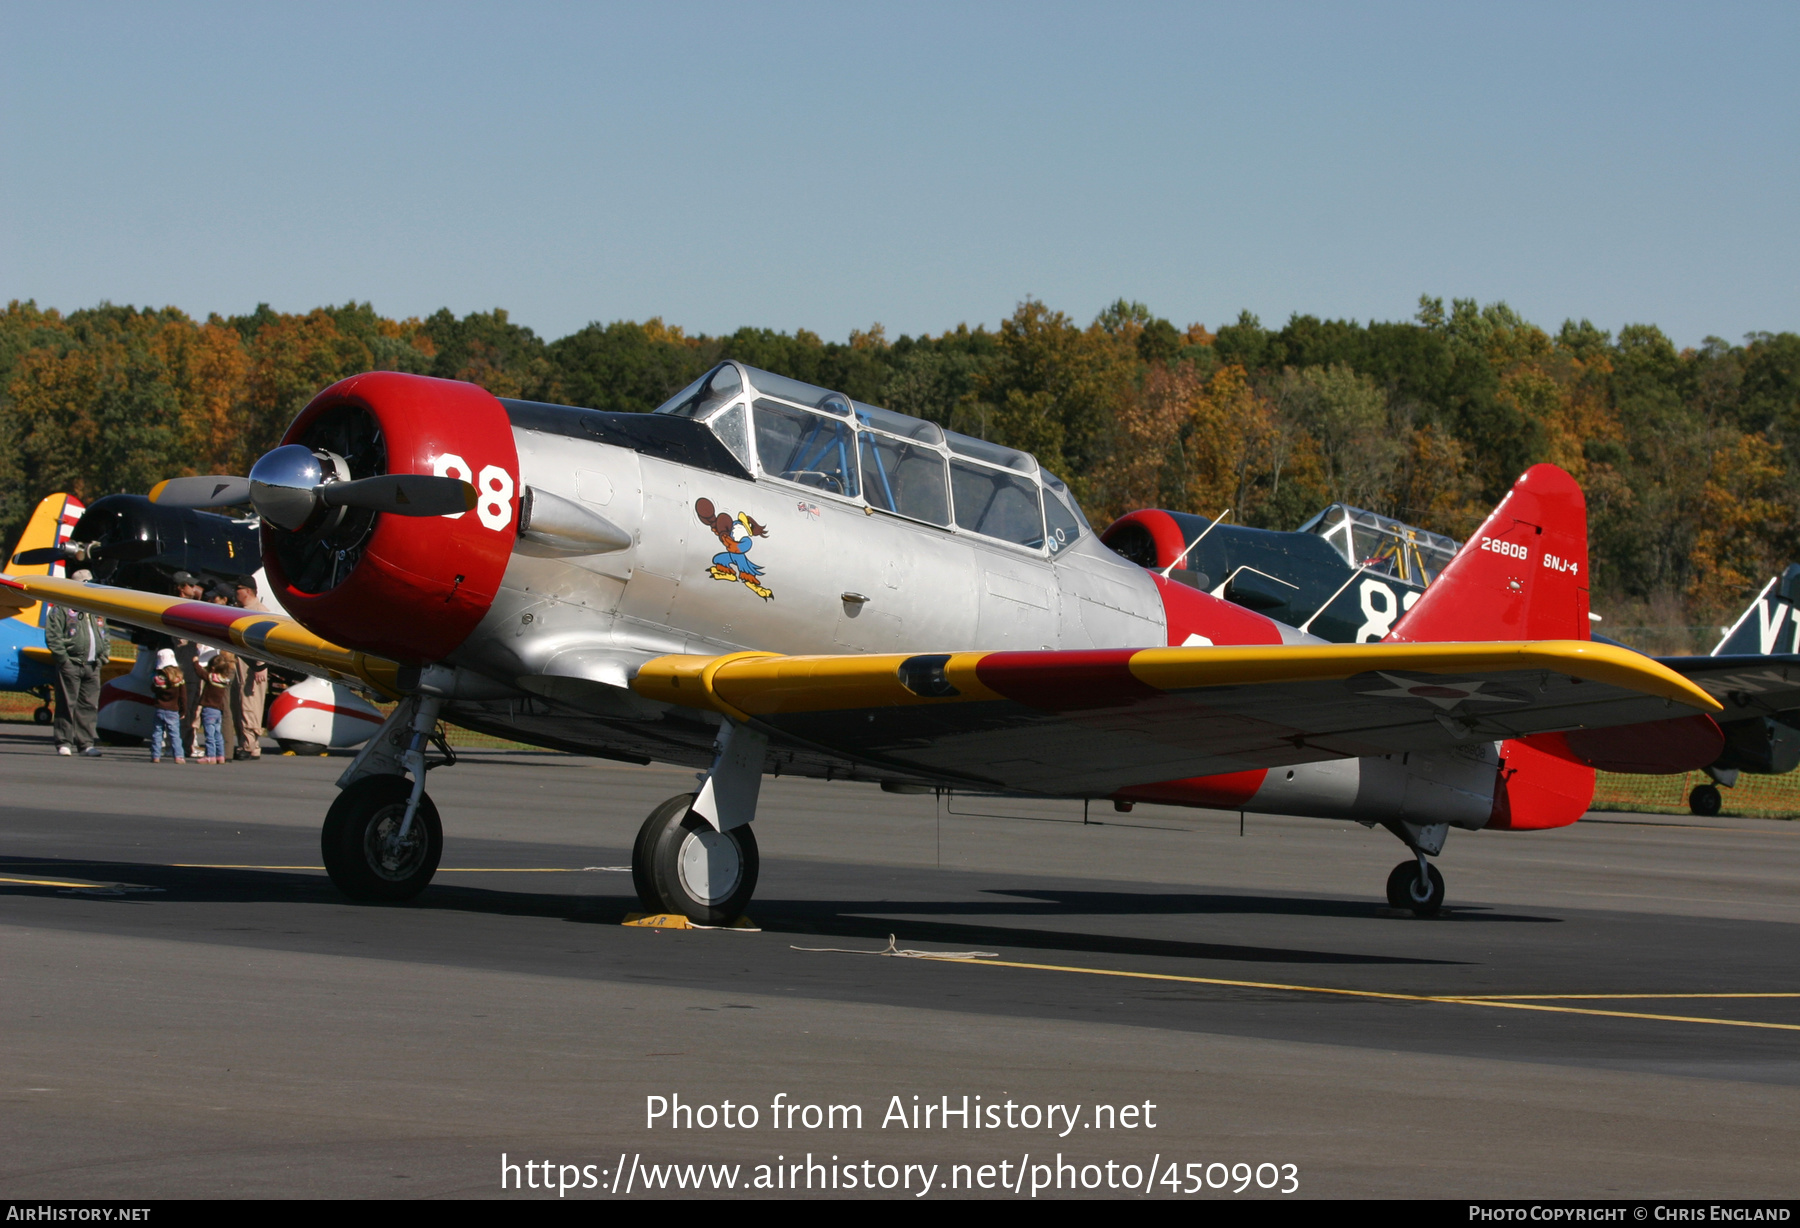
xmin=2 ymin=721 xmax=1798 ymax=1200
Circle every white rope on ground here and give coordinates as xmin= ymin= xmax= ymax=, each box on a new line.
xmin=791 ymin=933 xmax=998 ymax=960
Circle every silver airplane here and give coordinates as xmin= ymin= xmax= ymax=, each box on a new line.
xmin=0 ymin=362 xmax=1723 ymax=923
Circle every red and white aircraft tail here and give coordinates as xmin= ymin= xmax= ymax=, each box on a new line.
xmin=1386 ymin=464 xmax=1598 ymax=830
xmin=1387 ymin=463 xmax=1590 ymax=646
xmin=1390 ymin=463 xmax=1719 ymax=829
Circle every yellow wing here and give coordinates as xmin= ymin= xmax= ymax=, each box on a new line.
xmin=0 ymin=574 xmax=402 ymax=697
xmin=632 ymin=642 xmax=1720 ymax=794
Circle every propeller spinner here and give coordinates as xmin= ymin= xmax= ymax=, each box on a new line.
xmin=149 ymin=445 xmax=477 ymax=531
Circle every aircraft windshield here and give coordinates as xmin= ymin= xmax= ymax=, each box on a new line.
xmin=655 ymin=362 xmax=1070 ymax=553
xmin=653 ymin=364 xmax=742 ymax=419
xmin=1298 ymin=504 xmax=1460 ymax=585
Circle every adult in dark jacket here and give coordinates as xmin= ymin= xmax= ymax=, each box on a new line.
xmin=44 ymin=568 xmax=106 ymax=757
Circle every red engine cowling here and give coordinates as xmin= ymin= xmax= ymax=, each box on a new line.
xmin=263 ymin=372 xmax=519 ymax=664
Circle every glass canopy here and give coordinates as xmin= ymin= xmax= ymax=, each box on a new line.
xmin=1296 ymin=503 xmax=1461 ymax=586
xmin=654 ymin=362 xmax=1083 ymax=554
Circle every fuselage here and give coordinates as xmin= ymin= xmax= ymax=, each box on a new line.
xmin=416 ymin=372 xmax=1521 ymax=837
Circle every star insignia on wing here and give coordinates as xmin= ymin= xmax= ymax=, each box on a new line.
xmin=1356 ymin=672 xmax=1529 ymax=711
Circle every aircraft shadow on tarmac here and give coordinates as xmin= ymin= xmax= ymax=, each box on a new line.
xmin=0 ymin=856 xmax=1561 ymax=967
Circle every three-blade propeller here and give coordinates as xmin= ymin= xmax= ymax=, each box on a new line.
xmin=149 ymin=445 xmax=477 ymax=531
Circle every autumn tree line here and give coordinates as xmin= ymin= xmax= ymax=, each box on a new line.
xmin=2 ymin=295 xmax=1796 ymax=642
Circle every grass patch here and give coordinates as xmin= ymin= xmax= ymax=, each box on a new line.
xmin=1592 ymin=769 xmax=1799 ymax=820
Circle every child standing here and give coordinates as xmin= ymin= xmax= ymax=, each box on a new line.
xmin=150 ymin=648 xmax=187 ymax=764
xmin=198 ymin=651 xmax=234 ymax=764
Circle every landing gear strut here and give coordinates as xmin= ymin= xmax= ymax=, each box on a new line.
xmin=320 ymin=685 xmax=450 ymax=903
xmin=632 ymin=792 xmax=759 ymax=925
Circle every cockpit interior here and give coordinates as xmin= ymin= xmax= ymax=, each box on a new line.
xmin=1297 ymin=503 xmax=1460 ymax=586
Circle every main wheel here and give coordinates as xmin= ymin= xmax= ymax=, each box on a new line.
xmin=632 ymin=792 xmax=759 ymax=925
xmin=1385 ymin=859 xmax=1446 ymax=917
xmin=321 ymin=774 xmax=442 ymax=903
xmin=32 ymin=706 xmax=51 ymax=725
xmin=1688 ymin=784 xmax=1723 ymax=817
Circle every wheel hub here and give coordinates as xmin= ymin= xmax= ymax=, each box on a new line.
xmin=678 ymin=828 xmax=742 ymax=905
xmin=365 ymin=806 xmax=427 ymax=881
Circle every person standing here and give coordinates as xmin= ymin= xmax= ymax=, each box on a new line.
xmin=169 ymin=571 xmax=206 ymax=758
xmin=197 ymin=649 xmax=233 ymax=764
xmin=149 ymin=648 xmax=187 ymax=764
xmin=230 ymin=575 xmax=269 ymax=761
xmin=45 ymin=568 xmax=106 ymax=757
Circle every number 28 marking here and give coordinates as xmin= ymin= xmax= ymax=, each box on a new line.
xmin=432 ymin=453 xmax=514 ymax=531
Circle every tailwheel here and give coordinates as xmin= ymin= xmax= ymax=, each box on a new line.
xmin=632 ymin=792 xmax=759 ymax=925
xmin=1385 ymin=858 xmax=1446 ymax=917
xmin=321 ymin=774 xmax=442 ymax=902
xmin=32 ymin=706 xmax=51 ymax=725
xmin=1688 ymin=784 xmax=1723 ymax=817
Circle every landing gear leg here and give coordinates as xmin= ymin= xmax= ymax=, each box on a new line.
xmin=321 ymin=690 xmax=447 ymax=902
xmin=632 ymin=792 xmax=759 ymax=924
xmin=1380 ymin=819 xmax=1448 ymax=917
xmin=31 ymin=685 xmax=51 ymax=724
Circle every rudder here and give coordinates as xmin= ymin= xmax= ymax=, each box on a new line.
xmin=1385 ymin=463 xmax=1589 ymax=644
xmin=6 ymin=493 xmax=84 ymax=628
xmin=1385 ymin=464 xmax=1595 ymax=827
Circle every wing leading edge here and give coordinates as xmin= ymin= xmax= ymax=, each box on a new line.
xmin=0 ymin=574 xmax=403 ymax=697
xmin=633 ymin=642 xmax=1721 ymax=795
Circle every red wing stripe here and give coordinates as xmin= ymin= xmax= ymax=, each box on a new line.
xmin=974 ymin=648 xmax=1161 ymax=711
xmin=163 ymin=602 xmax=249 ymax=638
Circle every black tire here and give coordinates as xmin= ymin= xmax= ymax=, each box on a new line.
xmin=32 ymin=706 xmax=51 ymax=725
xmin=632 ymin=793 xmax=759 ymax=925
xmin=320 ymin=774 xmax=442 ymax=903
xmin=1385 ymin=859 xmax=1446 ymax=917
xmin=631 ymin=793 xmax=690 ymax=912
xmin=1688 ymin=784 xmax=1723 ymax=817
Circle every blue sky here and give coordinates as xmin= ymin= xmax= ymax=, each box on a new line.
xmin=3 ymin=1 xmax=1794 ymax=347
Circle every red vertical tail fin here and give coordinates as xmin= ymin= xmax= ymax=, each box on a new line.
xmin=1387 ymin=464 xmax=1595 ymax=829
xmin=1386 ymin=463 xmax=1590 ymax=644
